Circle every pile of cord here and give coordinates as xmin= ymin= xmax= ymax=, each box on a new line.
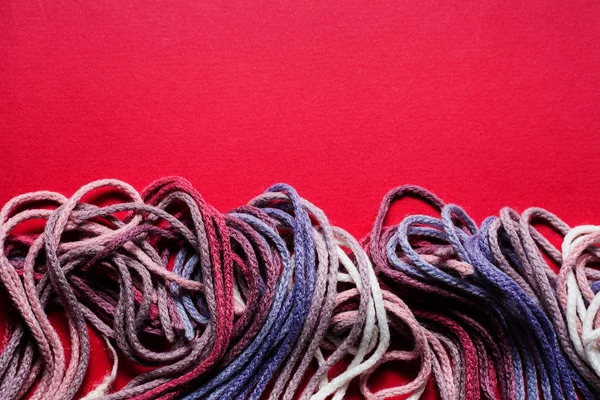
xmin=0 ymin=177 xmax=598 ymax=399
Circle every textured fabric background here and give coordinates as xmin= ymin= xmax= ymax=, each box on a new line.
xmin=2 ymin=1 xmax=600 ymax=398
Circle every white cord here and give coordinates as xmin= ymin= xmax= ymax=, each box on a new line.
xmin=562 ymin=225 xmax=600 ymax=374
xmin=80 ymin=335 xmax=119 ymax=400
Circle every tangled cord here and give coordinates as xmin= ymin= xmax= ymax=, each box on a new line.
xmin=0 ymin=177 xmax=599 ymax=399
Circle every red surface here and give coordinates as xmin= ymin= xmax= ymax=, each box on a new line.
xmin=2 ymin=1 xmax=600 ymax=398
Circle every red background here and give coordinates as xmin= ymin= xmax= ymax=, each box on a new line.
xmin=2 ymin=1 xmax=600 ymax=398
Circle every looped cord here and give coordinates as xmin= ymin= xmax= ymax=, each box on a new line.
xmin=0 ymin=178 xmax=599 ymax=400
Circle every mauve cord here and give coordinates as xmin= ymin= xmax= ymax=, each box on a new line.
xmin=0 ymin=178 xmax=599 ymax=399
